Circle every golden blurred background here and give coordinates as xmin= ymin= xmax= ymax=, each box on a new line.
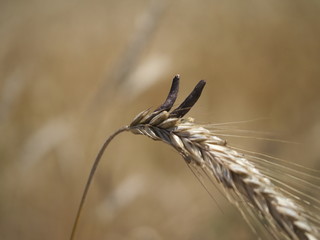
xmin=1 ymin=0 xmax=320 ymax=239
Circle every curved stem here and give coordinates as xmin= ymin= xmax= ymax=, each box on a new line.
xmin=69 ymin=126 xmax=129 ymax=240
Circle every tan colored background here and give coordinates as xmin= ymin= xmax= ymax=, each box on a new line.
xmin=1 ymin=0 xmax=320 ymax=239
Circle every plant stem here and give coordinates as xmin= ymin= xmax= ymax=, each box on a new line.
xmin=69 ymin=126 xmax=129 ymax=240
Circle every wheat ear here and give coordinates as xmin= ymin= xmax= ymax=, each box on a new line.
xmin=70 ymin=75 xmax=320 ymax=240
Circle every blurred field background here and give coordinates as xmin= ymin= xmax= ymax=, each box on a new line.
xmin=1 ymin=0 xmax=320 ymax=239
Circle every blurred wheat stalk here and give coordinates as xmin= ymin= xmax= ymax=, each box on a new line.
xmin=70 ymin=76 xmax=320 ymax=240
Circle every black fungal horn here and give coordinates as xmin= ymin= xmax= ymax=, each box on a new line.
xmin=169 ymin=80 xmax=206 ymax=118
xmin=154 ymin=74 xmax=180 ymax=112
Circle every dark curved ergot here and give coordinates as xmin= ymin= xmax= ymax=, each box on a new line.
xmin=154 ymin=74 xmax=180 ymax=112
xmin=170 ymin=80 xmax=206 ymax=118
